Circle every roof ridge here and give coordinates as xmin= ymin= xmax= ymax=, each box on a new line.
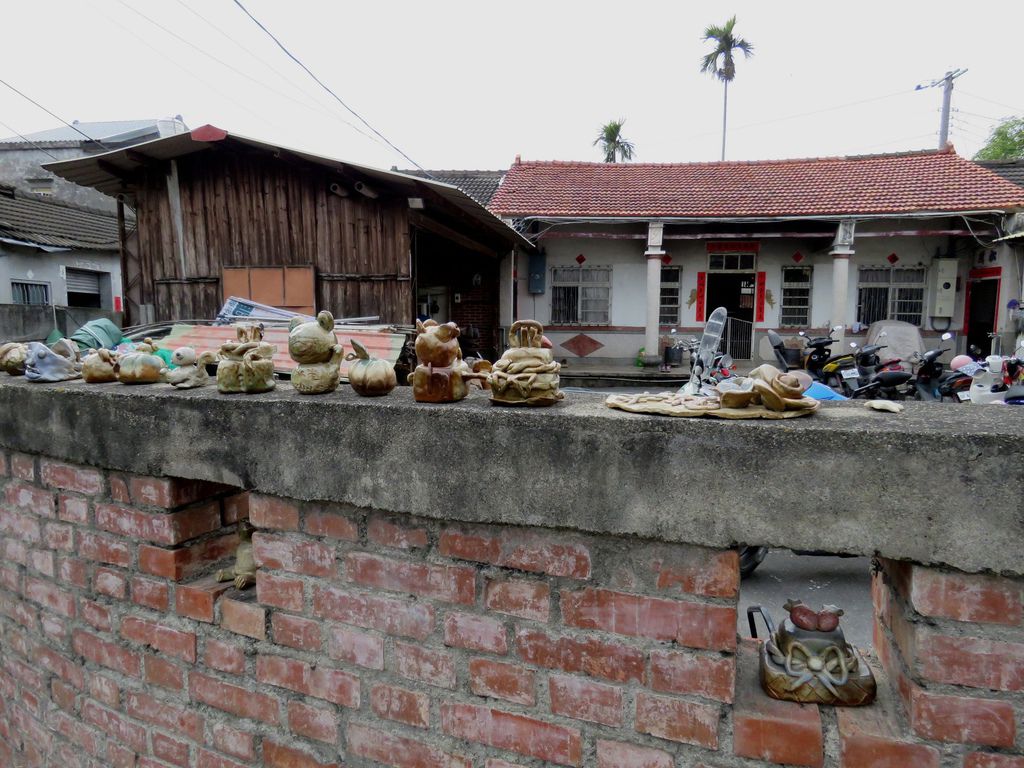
xmin=510 ymin=147 xmax=955 ymax=169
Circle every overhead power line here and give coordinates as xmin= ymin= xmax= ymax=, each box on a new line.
xmin=959 ymin=91 xmax=1024 ymax=116
xmin=0 ymin=77 xmax=110 ymax=150
xmin=0 ymin=118 xmax=59 ymax=160
xmin=230 ymin=0 xmax=432 ymax=176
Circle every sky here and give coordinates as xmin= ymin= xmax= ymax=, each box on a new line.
xmin=1 ymin=1 xmax=1022 ymax=173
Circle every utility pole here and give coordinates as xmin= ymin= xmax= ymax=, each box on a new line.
xmin=916 ymin=68 xmax=967 ymax=149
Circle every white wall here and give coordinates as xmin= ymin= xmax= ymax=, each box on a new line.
xmin=0 ymin=244 xmax=122 ymax=309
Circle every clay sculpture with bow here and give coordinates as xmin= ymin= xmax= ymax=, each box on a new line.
xmin=115 ymin=338 xmax=165 ymax=384
xmin=82 ymin=348 xmax=119 ymax=383
xmin=489 ymin=320 xmax=564 ymax=406
xmin=747 ymin=600 xmax=875 ymax=706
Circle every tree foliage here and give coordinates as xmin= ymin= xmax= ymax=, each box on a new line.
xmin=700 ymin=16 xmax=754 ymax=84
xmin=974 ymin=117 xmax=1024 ymax=161
xmin=593 ymin=119 xmax=636 ymax=163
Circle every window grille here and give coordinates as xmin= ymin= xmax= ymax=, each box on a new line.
xmin=12 ymin=281 xmax=50 ymax=305
xmin=857 ymin=266 xmax=926 ymax=326
xmin=780 ymin=267 xmax=812 ymax=327
xmin=708 ymin=252 xmax=755 ymax=271
xmin=659 ymin=266 xmax=681 ymax=325
xmin=550 ymin=266 xmax=611 ymax=325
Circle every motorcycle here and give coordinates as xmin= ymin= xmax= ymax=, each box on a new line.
xmin=841 ymin=334 xmax=905 ymax=397
xmin=909 ymin=332 xmax=958 ymax=401
xmin=768 ymin=326 xmax=852 ymax=392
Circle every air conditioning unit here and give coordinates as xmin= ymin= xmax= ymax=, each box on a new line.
xmin=930 ymin=259 xmax=958 ymax=318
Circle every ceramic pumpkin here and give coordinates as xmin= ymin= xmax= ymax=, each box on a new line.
xmin=346 ymin=339 xmax=397 ymax=396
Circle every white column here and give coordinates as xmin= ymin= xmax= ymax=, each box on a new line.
xmin=830 ymin=220 xmax=856 ymax=346
xmin=644 ymin=222 xmax=666 ymax=363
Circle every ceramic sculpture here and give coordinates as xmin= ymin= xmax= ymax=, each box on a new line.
xmin=215 ymin=521 xmax=256 ymax=589
xmin=164 ymin=347 xmax=218 ymax=389
xmin=24 ymin=340 xmax=82 ymax=382
xmin=489 ymin=320 xmax=564 ymax=407
xmin=81 ymin=348 xmax=119 ymax=383
xmin=410 ymin=319 xmax=468 ymax=403
xmin=0 ymin=342 xmax=27 ymax=375
xmin=748 ymin=601 xmax=876 ymax=706
xmin=115 ymin=338 xmax=165 ymax=384
xmin=345 ymin=338 xmax=397 ymax=397
xmin=287 ymin=311 xmax=343 ymax=394
xmin=217 ymin=323 xmax=276 ymax=394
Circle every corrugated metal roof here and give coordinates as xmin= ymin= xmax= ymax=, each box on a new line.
xmin=0 ymin=186 xmax=121 ymax=250
xmin=400 ymin=170 xmax=505 ymax=206
xmin=0 ymin=119 xmax=184 ymax=145
xmin=43 ymin=125 xmax=531 ymax=250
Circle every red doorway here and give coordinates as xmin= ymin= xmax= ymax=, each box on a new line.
xmin=963 ymin=267 xmax=1001 ymax=355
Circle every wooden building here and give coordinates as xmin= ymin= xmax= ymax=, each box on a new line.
xmin=46 ymin=125 xmax=529 ymax=353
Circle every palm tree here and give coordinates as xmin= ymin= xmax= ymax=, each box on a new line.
xmin=700 ymin=16 xmax=754 ymax=161
xmin=593 ymin=119 xmax=636 ymax=163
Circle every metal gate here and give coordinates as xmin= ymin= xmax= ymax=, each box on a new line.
xmin=719 ymin=316 xmax=754 ymax=360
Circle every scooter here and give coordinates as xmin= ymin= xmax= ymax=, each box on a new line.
xmin=841 ymin=335 xmax=904 ymax=396
xmin=910 ymin=332 xmax=956 ymax=401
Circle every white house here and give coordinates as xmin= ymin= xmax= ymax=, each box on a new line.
xmin=489 ymin=148 xmax=1024 ymax=364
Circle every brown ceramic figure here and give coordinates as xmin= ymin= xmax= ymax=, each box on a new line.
xmin=215 ymin=520 xmax=256 ymax=589
xmin=409 ymin=319 xmax=469 ymax=403
xmin=115 ymin=338 xmax=165 ymax=384
xmin=217 ymin=323 xmax=276 ymax=394
xmin=747 ymin=600 xmax=876 ymax=706
xmin=287 ymin=311 xmax=343 ymax=394
xmin=0 ymin=342 xmax=28 ymax=375
xmin=82 ymin=348 xmax=119 ymax=383
xmin=489 ymin=320 xmax=564 ymax=407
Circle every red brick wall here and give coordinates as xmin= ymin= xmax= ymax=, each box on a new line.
xmin=1 ymin=450 xmax=1022 ymax=768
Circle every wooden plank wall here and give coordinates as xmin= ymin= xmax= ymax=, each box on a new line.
xmin=133 ymin=149 xmax=412 ymax=322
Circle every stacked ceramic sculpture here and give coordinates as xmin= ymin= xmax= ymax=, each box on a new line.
xmin=489 ymin=320 xmax=563 ymax=407
xmin=217 ymin=323 xmax=276 ymax=394
xmin=409 ymin=319 xmax=469 ymax=403
xmin=287 ymin=311 xmax=344 ymax=394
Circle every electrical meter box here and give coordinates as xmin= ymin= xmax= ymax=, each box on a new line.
xmin=528 ymin=251 xmax=546 ymax=295
xmin=930 ymin=259 xmax=958 ymax=318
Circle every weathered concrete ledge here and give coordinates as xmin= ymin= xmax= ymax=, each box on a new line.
xmin=1 ymin=376 xmax=1022 ymax=575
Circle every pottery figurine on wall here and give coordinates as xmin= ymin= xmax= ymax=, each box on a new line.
xmin=82 ymin=348 xmax=119 ymax=383
xmin=217 ymin=322 xmax=276 ymax=394
xmin=287 ymin=311 xmax=343 ymax=394
xmin=115 ymin=338 xmax=165 ymax=384
xmin=346 ymin=338 xmax=397 ymax=397
xmin=489 ymin=320 xmax=564 ymax=407
xmin=164 ymin=347 xmax=218 ymax=389
xmin=409 ymin=319 xmax=470 ymax=403
xmin=215 ymin=521 xmax=256 ymax=589
xmin=0 ymin=342 xmax=28 ymax=375
xmin=24 ymin=340 xmax=82 ymax=382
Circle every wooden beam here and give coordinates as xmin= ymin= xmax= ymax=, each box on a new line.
xmin=409 ymin=211 xmax=496 ymax=257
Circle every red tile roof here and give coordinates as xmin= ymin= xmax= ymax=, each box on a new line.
xmin=488 ymin=148 xmax=1024 ymax=219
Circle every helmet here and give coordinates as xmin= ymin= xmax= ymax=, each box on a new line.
xmin=950 ymin=354 xmax=973 ymax=371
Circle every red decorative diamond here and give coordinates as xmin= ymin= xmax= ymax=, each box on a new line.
xmin=792 ymin=252 xmax=804 ymax=263
xmin=560 ymin=333 xmax=604 ymax=358
xmin=661 ymin=255 xmax=672 ymax=265
xmin=575 ymin=254 xmax=586 ymax=265
xmin=887 ymin=252 xmax=899 ymax=264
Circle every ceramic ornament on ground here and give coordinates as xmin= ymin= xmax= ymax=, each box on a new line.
xmin=287 ymin=311 xmax=343 ymax=394
xmin=605 ymin=363 xmax=819 ymax=419
xmin=217 ymin=323 xmax=276 ymax=394
xmin=748 ymin=600 xmax=876 ymax=706
xmin=24 ymin=339 xmax=82 ymax=382
xmin=489 ymin=320 xmax=564 ymax=407
xmin=82 ymin=348 xmax=119 ymax=383
xmin=409 ymin=320 xmax=470 ymax=403
xmin=0 ymin=342 xmax=28 ymax=375
xmin=164 ymin=347 xmax=218 ymax=389
xmin=346 ymin=338 xmax=397 ymax=397
xmin=115 ymin=338 xmax=165 ymax=384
